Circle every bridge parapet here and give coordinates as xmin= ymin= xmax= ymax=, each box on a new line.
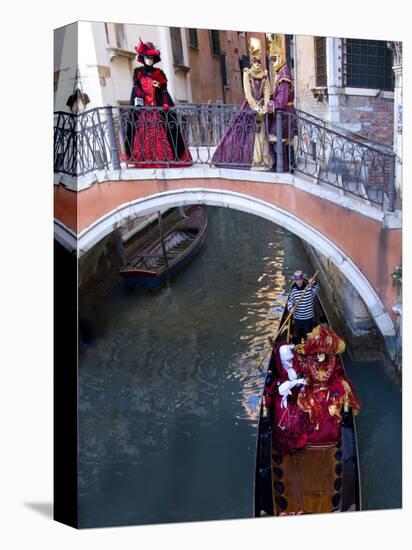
xmin=54 ymin=104 xmax=397 ymax=211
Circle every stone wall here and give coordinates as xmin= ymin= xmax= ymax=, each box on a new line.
xmin=302 ymin=240 xmax=401 ymax=378
xmin=78 ymin=209 xmax=182 ymax=314
xmin=301 ymin=241 xmax=384 ymax=359
xmin=78 ymin=233 xmax=123 ymax=315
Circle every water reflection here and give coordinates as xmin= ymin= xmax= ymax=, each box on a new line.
xmin=78 ymin=207 xmax=300 ymax=526
xmin=78 ymin=206 xmax=401 ymax=527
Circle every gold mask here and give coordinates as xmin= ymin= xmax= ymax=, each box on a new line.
xmin=266 ymin=33 xmax=286 ymax=72
xmin=248 ymin=37 xmax=262 ymax=64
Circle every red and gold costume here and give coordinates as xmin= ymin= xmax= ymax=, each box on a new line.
xmin=268 ymin=325 xmax=360 ymax=454
xmin=123 ymin=40 xmax=192 ymax=168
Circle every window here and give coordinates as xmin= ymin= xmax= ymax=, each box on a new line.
xmin=239 ymin=54 xmax=250 ymax=71
xmin=104 ymin=23 xmax=110 ymax=45
xmin=285 ymin=35 xmax=295 ymax=71
xmin=220 ymin=53 xmax=229 ymax=87
xmin=210 ymin=30 xmax=221 ymax=56
xmin=170 ymin=27 xmax=184 ymax=65
xmin=114 ymin=23 xmax=126 ymax=50
xmin=188 ymin=28 xmax=198 ymax=49
xmin=343 ymin=39 xmax=394 ymax=90
xmin=315 ymin=37 xmax=327 ymax=87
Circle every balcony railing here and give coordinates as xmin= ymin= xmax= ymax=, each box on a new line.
xmin=54 ymin=104 xmax=397 ymax=211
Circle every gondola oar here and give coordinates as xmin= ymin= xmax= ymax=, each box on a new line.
xmin=256 ymin=270 xmax=319 ymax=370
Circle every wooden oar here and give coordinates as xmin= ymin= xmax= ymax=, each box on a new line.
xmin=257 ymin=270 xmax=319 ymax=370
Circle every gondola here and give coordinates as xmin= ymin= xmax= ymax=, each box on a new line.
xmin=254 ymin=283 xmax=361 ymax=516
xmin=119 ymin=205 xmax=207 ymax=290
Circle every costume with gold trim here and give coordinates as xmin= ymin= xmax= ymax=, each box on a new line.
xmin=212 ymin=38 xmax=272 ymax=170
xmin=268 ymin=326 xmax=361 ymax=453
xmin=266 ymin=34 xmax=297 ymax=172
xmin=268 ymin=64 xmax=297 ymax=173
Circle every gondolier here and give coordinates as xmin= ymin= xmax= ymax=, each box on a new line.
xmin=287 ymin=270 xmax=319 ymax=341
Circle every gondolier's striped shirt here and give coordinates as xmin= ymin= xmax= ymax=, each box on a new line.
xmin=287 ymin=281 xmax=319 ymax=320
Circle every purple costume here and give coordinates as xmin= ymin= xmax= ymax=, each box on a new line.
xmin=212 ymin=69 xmax=271 ymax=169
xmin=268 ymin=64 xmax=297 ymax=171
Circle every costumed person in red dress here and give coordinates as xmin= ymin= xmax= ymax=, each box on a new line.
xmin=266 ymin=34 xmax=297 ymax=172
xmin=267 ymin=325 xmax=360 ymax=454
xmin=123 ymin=39 xmax=192 ymax=168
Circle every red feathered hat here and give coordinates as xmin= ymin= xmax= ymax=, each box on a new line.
xmin=135 ymin=39 xmax=161 ymax=64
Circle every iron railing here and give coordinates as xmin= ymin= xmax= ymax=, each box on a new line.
xmin=54 ymin=104 xmax=397 ymax=210
xmin=292 ymin=111 xmax=396 ymax=209
xmin=296 ymin=108 xmax=394 ymax=154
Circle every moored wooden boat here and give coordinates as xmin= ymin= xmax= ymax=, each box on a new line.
xmin=254 ymin=285 xmax=361 ymax=516
xmin=119 ymin=205 xmax=207 ymax=290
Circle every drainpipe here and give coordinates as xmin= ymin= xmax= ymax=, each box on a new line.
xmin=326 ymin=37 xmax=341 ymax=124
xmin=219 ymin=53 xmax=226 ymax=104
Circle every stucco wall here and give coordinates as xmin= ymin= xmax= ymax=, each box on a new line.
xmin=295 ymin=35 xmax=329 ymax=119
xmin=54 ymin=23 xmax=79 ymax=112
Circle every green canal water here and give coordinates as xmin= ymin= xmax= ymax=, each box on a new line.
xmin=78 ymin=206 xmax=402 ymax=528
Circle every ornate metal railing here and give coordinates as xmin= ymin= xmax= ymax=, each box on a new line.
xmin=54 ymin=104 xmax=396 ymax=210
xmin=54 ymin=109 xmax=113 ymax=176
xmin=289 ymin=111 xmax=396 ymax=210
xmin=296 ymin=108 xmax=394 ymax=154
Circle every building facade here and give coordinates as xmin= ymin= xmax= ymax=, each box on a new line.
xmin=54 ymin=21 xmax=193 ymax=112
xmin=54 ymin=22 xmax=270 ymax=111
xmin=184 ymin=29 xmax=267 ymax=104
xmin=294 ymin=35 xmax=396 ymax=145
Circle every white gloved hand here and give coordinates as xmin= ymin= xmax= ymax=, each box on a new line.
xmin=278 ymin=378 xmax=307 ymax=408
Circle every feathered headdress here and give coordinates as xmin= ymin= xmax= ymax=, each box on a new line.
xmin=303 ymin=325 xmax=346 ymax=356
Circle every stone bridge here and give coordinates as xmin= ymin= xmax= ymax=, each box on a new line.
xmin=54 ymin=166 xmax=401 ymax=340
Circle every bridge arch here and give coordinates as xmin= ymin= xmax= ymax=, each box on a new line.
xmin=75 ymin=187 xmax=395 ymax=337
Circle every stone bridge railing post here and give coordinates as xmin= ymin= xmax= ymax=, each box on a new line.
xmin=105 ymin=105 xmax=120 ymax=171
xmin=388 ymin=154 xmax=396 ymax=212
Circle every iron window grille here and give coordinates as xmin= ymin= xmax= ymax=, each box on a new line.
xmin=315 ymin=37 xmax=327 ymax=87
xmin=343 ymin=39 xmax=394 ymax=91
xmin=210 ymin=30 xmax=221 ymax=56
xmin=188 ymin=28 xmax=198 ymax=49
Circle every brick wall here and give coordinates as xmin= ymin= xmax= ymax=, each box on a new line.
xmin=296 ymin=89 xmax=329 ymax=119
xmin=186 ymin=29 xmax=266 ymax=105
xmin=339 ymin=93 xmax=394 ymax=145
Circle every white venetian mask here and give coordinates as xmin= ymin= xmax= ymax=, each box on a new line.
xmin=144 ymin=56 xmax=154 ymax=66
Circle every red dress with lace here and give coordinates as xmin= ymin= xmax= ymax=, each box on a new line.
xmin=126 ymin=67 xmax=192 ymax=168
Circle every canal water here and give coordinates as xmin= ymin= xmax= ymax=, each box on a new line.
xmin=78 ymin=206 xmax=402 ymax=528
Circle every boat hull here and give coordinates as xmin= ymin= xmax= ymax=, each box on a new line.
xmin=119 ymin=206 xmax=207 ymax=290
xmin=122 ymin=231 xmax=205 ymax=290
